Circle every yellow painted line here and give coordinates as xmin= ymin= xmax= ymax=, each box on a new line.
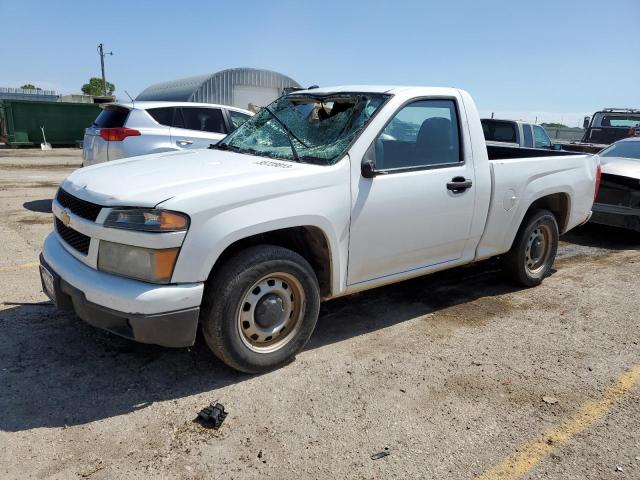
xmin=478 ymin=365 xmax=640 ymax=480
xmin=0 ymin=261 xmax=40 ymax=272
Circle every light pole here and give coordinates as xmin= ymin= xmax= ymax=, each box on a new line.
xmin=97 ymin=43 xmax=113 ymax=96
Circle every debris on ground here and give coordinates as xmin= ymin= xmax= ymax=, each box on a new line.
xmin=197 ymin=402 xmax=228 ymax=429
xmin=615 ymin=465 xmax=623 ymax=472
xmin=79 ymin=462 xmax=105 ymax=478
xmin=542 ymin=396 xmax=559 ymax=405
xmin=371 ymin=448 xmax=390 ymax=460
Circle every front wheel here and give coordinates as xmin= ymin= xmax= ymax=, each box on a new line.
xmin=502 ymin=209 xmax=559 ymax=287
xmin=201 ymin=245 xmax=321 ymax=373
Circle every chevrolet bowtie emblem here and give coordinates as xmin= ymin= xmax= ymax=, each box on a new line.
xmin=60 ymin=208 xmax=71 ymax=227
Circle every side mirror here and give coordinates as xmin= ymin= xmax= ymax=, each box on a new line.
xmin=361 ymin=159 xmax=377 ymax=178
xmin=583 ymin=116 xmax=590 ymax=129
xmin=553 ymin=143 xmax=562 ymax=151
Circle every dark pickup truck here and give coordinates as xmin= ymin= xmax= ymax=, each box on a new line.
xmin=563 ymin=108 xmax=640 ymax=154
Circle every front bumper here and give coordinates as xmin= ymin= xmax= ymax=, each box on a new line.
xmin=591 ymin=203 xmax=640 ymax=232
xmin=41 ymin=233 xmax=204 ymax=347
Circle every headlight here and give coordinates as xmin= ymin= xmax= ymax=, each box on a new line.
xmin=104 ymin=208 xmax=189 ymax=232
xmin=98 ymin=240 xmax=179 ymax=283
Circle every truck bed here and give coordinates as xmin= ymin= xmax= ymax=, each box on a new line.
xmin=476 ymin=147 xmax=596 ymax=262
xmin=487 ymin=144 xmax=583 ymax=160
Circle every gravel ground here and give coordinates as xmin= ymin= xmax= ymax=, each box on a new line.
xmin=1 ymin=150 xmax=639 ymax=479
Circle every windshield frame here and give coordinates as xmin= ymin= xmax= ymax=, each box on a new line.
xmin=216 ymin=91 xmax=393 ymax=165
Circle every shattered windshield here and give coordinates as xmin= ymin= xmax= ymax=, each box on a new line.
xmin=216 ymin=92 xmax=389 ymax=164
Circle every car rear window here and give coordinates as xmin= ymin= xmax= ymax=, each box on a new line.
xmin=147 ymin=107 xmax=174 ymax=127
xmin=600 ymin=115 xmax=640 ymax=128
xmin=93 ymin=106 xmax=130 ymax=128
xmin=482 ymin=120 xmax=517 ymax=143
xmin=600 ymin=140 xmax=640 ymax=159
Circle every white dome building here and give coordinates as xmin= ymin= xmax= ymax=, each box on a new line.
xmin=136 ymin=67 xmax=302 ymax=110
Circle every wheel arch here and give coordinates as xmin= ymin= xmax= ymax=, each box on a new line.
xmin=504 ymin=191 xmax=570 ymax=252
xmin=523 ymin=192 xmax=571 ymax=234
xmin=206 ymin=225 xmax=334 ymax=299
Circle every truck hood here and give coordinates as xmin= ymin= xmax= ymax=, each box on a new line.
xmin=61 ymin=149 xmax=319 ymax=207
xmin=599 ymin=156 xmax=640 ymax=180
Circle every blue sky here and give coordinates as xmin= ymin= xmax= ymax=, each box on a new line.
xmin=1 ymin=0 xmax=638 ymax=126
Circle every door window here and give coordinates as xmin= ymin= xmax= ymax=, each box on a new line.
xmin=374 ymin=99 xmax=461 ymax=170
xmin=178 ymin=107 xmax=226 ymax=134
xmin=533 ymin=125 xmax=552 ymax=148
xmin=228 ymin=110 xmax=252 ymax=131
xmin=147 ymin=107 xmax=174 ymax=127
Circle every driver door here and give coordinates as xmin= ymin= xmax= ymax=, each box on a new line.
xmin=347 ymin=98 xmax=476 ymax=285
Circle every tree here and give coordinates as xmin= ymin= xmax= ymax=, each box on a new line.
xmin=20 ymin=84 xmax=42 ymax=91
xmin=81 ymin=77 xmax=115 ymax=96
xmin=541 ymin=122 xmax=568 ymax=128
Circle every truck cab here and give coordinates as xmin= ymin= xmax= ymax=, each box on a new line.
xmin=481 ymin=118 xmax=554 ymax=149
xmin=581 ymin=108 xmax=640 ymax=145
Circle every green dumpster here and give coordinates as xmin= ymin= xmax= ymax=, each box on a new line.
xmin=0 ymin=100 xmax=101 ymax=147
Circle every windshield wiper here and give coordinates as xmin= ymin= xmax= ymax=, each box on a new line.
xmin=209 ymin=142 xmax=240 ymax=151
xmin=263 ymin=106 xmax=308 ymax=162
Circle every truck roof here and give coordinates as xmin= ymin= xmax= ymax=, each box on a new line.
xmin=482 ymin=118 xmax=531 ymax=126
xmin=292 ymin=85 xmax=460 ymax=96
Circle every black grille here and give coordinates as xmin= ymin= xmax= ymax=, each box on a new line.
xmin=55 ymin=218 xmax=90 ymax=255
xmin=597 ymin=174 xmax=639 ymax=208
xmin=56 ymin=188 xmax=102 ymax=221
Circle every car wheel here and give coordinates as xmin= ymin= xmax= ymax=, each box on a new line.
xmin=502 ymin=209 xmax=559 ymax=287
xmin=201 ymin=245 xmax=321 ymax=373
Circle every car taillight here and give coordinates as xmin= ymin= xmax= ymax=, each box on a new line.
xmin=594 ymin=161 xmax=602 ymax=201
xmin=99 ymin=128 xmax=141 ymax=142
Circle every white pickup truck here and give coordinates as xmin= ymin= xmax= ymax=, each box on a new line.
xmin=40 ymin=86 xmax=600 ymax=373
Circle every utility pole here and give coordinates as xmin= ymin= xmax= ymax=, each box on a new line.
xmin=97 ymin=43 xmax=113 ymax=96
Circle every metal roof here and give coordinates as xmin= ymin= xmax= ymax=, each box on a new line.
xmin=136 ymin=68 xmax=301 ymax=105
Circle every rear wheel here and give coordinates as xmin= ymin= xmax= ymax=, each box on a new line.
xmin=502 ymin=209 xmax=558 ymax=287
xmin=201 ymin=245 xmax=320 ymax=373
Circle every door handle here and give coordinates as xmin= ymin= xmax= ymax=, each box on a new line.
xmin=177 ymin=139 xmax=193 ymax=146
xmin=446 ymin=177 xmax=473 ymax=193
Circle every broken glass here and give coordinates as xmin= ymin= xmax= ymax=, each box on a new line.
xmin=217 ymin=93 xmax=390 ymax=165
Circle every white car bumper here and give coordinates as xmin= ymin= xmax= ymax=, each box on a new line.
xmin=41 ymin=233 xmax=204 ymax=347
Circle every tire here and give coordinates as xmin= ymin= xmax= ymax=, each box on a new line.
xmin=502 ymin=209 xmax=559 ymax=287
xmin=201 ymin=245 xmax=321 ymax=373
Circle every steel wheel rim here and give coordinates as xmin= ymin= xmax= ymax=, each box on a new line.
xmin=525 ymin=224 xmax=552 ymax=275
xmin=237 ymin=272 xmax=306 ymax=353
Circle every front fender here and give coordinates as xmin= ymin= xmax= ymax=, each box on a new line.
xmin=179 ymin=214 xmax=344 ymax=290
xmin=169 ymin=186 xmax=351 ymax=295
